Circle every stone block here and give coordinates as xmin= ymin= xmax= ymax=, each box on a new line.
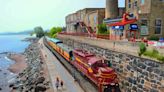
xmin=146 ymin=61 xmax=159 ymax=67
xmin=143 ymin=71 xmax=149 ymax=76
xmin=144 ymin=81 xmax=151 ymax=88
xmin=143 ymin=88 xmax=149 ymax=92
xmin=160 ymin=71 xmax=164 ymax=77
xmin=132 ymin=86 xmax=137 ymax=91
xmin=137 ymin=68 xmax=143 ymax=73
xmin=138 ymin=84 xmax=143 ymax=89
xmin=157 ymin=81 xmax=161 ymax=85
xmin=149 ymin=73 xmax=155 ymax=79
xmin=137 ymin=88 xmax=143 ymax=92
xmin=151 ymin=79 xmax=156 ymax=83
xmin=151 ymin=84 xmax=157 ymax=88
xmin=154 ymin=68 xmax=161 ymax=74
xmin=147 ymin=67 xmax=153 ymax=72
xmin=150 ymin=88 xmax=159 ymax=92
xmin=127 ymin=65 xmax=131 ymax=70
xmin=141 ymin=79 xmax=145 ymax=84
xmin=138 ymin=63 xmax=146 ymax=69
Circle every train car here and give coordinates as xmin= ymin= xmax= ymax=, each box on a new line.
xmin=46 ymin=36 xmax=62 ymax=51
xmin=56 ymin=43 xmax=73 ymax=61
xmin=72 ymin=49 xmax=120 ymax=92
xmin=45 ymin=37 xmax=120 ymax=92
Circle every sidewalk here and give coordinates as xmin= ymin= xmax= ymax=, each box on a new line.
xmin=38 ymin=38 xmax=84 ymax=92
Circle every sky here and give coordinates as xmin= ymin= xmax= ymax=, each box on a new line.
xmin=0 ymin=0 xmax=125 ymax=33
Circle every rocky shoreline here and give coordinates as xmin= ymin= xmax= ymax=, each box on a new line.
xmin=9 ymin=38 xmax=51 ymax=92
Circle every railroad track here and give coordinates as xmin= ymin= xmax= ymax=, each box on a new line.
xmin=43 ymin=37 xmax=98 ymax=92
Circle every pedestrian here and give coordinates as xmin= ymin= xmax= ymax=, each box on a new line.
xmin=60 ymin=80 xmax=64 ymax=89
xmin=55 ymin=77 xmax=59 ymax=90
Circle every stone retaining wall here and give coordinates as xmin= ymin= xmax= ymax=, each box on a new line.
xmin=59 ymin=38 xmax=164 ymax=92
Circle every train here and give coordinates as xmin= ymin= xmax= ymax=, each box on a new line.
xmin=45 ymin=37 xmax=121 ymax=92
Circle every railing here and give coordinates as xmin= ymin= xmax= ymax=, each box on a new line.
xmin=96 ymin=34 xmax=110 ymax=40
xmin=59 ymin=32 xmax=90 ymax=37
xmin=59 ymin=32 xmax=111 ymax=40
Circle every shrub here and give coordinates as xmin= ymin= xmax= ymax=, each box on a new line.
xmin=157 ymin=55 xmax=164 ymax=63
xmin=148 ymin=35 xmax=159 ymax=41
xmin=143 ymin=49 xmax=164 ymax=63
xmin=139 ymin=42 xmax=146 ymax=56
xmin=97 ymin=24 xmax=109 ymax=35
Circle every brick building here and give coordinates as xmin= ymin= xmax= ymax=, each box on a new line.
xmin=126 ymin=0 xmax=164 ymax=38
xmin=65 ymin=8 xmax=105 ymax=33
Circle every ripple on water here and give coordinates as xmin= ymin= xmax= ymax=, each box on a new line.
xmin=0 ymin=53 xmax=14 ymax=69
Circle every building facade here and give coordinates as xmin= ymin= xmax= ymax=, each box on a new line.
xmin=126 ymin=0 xmax=164 ymax=38
xmin=104 ymin=0 xmax=126 ymax=40
xmin=65 ymin=8 xmax=105 ymax=33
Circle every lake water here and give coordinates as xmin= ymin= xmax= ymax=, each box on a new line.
xmin=0 ymin=35 xmax=30 ymax=68
xmin=0 ymin=35 xmax=30 ymax=53
xmin=0 ymin=35 xmax=31 ymax=92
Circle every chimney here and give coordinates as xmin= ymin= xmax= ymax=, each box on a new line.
xmin=105 ymin=0 xmax=119 ymax=19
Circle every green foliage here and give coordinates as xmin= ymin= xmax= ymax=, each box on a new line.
xmin=144 ymin=49 xmax=158 ymax=57
xmin=157 ymin=55 xmax=164 ymax=63
xmin=97 ymin=24 xmax=109 ymax=35
xmin=143 ymin=49 xmax=164 ymax=63
xmin=34 ymin=26 xmax=44 ymax=38
xmin=139 ymin=42 xmax=146 ymax=56
xmin=52 ymin=34 xmax=57 ymax=38
xmin=148 ymin=35 xmax=159 ymax=41
xmin=49 ymin=27 xmax=62 ymax=38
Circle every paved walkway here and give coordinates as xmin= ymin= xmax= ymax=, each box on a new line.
xmin=38 ymin=38 xmax=84 ymax=92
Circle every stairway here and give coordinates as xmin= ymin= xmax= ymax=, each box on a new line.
xmin=79 ymin=22 xmax=95 ymax=37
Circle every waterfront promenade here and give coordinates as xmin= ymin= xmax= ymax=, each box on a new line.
xmin=39 ymin=38 xmax=84 ymax=92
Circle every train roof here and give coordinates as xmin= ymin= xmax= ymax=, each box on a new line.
xmin=50 ymin=38 xmax=62 ymax=44
xmin=57 ymin=43 xmax=73 ymax=53
xmin=45 ymin=36 xmax=51 ymax=41
xmin=73 ymin=49 xmax=103 ymax=65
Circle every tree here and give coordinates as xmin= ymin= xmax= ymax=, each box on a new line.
xmin=97 ymin=23 xmax=109 ymax=34
xmin=139 ymin=42 xmax=146 ymax=56
xmin=49 ymin=27 xmax=62 ymax=38
xmin=34 ymin=26 xmax=45 ymax=38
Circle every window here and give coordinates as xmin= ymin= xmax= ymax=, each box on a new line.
xmin=94 ymin=15 xmax=97 ymax=25
xmin=134 ymin=1 xmax=138 ymax=7
xmin=141 ymin=19 xmax=148 ymax=26
xmin=155 ymin=19 xmax=162 ymax=34
xmin=141 ymin=0 xmax=145 ymax=4
xmin=128 ymin=0 xmax=131 ymax=8
xmin=140 ymin=19 xmax=149 ymax=35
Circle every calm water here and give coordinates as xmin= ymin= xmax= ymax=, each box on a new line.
xmin=0 ymin=35 xmax=30 ymax=53
xmin=0 ymin=35 xmax=31 ymax=68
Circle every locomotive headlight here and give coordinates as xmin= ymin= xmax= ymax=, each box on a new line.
xmin=104 ymin=86 xmax=108 ymax=88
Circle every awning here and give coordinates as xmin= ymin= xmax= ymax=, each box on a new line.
xmin=108 ymin=19 xmax=137 ymax=26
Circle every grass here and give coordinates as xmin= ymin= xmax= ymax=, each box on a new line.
xmin=143 ymin=49 xmax=164 ymax=63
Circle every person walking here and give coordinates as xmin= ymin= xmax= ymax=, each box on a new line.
xmin=55 ymin=77 xmax=59 ymax=90
xmin=60 ymin=80 xmax=64 ymax=89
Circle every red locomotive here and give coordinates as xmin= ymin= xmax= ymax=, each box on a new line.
xmin=45 ymin=37 xmax=120 ymax=92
